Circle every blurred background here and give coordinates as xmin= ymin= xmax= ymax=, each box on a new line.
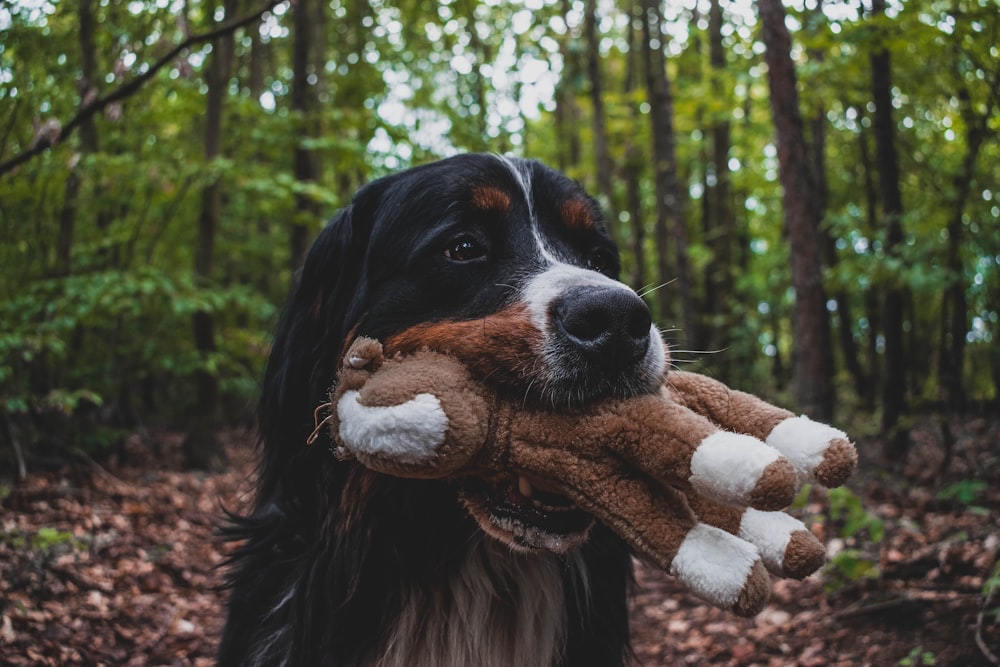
xmin=0 ymin=1 xmax=997 ymax=664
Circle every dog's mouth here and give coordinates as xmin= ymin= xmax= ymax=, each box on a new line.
xmin=457 ymin=472 xmax=594 ymax=553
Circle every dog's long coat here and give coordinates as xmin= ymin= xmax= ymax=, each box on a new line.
xmin=219 ymin=155 xmax=662 ymax=666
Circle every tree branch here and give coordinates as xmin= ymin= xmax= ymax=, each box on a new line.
xmin=0 ymin=0 xmax=285 ymax=178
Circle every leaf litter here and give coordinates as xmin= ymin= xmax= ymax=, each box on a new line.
xmin=1 ymin=418 xmax=998 ymax=666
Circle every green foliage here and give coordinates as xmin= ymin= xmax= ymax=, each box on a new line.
xmin=821 ymin=487 xmax=884 ymax=591
xmin=824 ymin=547 xmax=881 ymax=592
xmin=986 ymin=559 xmax=1000 ymax=598
xmin=1 ymin=526 xmax=85 ymax=555
xmin=1 ymin=0 xmax=998 ymax=469
xmin=898 ymin=645 xmax=937 ymax=666
xmin=936 ymin=479 xmax=988 ymax=505
xmin=827 ymin=487 xmax=886 ymax=543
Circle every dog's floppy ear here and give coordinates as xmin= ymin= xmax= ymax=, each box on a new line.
xmin=256 ymin=181 xmax=387 ymax=503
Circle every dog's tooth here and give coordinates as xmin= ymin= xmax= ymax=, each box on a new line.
xmin=518 ymin=476 xmax=534 ymax=498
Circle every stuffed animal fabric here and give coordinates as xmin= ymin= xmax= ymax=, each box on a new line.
xmin=323 ymin=337 xmax=857 ymax=617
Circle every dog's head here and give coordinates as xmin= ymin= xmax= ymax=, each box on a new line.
xmin=261 ymin=154 xmax=666 ymax=553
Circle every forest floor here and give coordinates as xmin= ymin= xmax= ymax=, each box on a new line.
xmin=1 ymin=416 xmax=998 ymax=666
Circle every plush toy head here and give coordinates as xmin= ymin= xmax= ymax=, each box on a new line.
xmin=321 ymin=336 xmax=857 ymax=617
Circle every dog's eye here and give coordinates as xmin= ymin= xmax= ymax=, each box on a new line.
xmin=586 ymin=250 xmax=616 ymax=276
xmin=444 ymin=235 xmax=487 ymax=263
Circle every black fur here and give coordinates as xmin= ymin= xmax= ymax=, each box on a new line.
xmin=219 ymin=155 xmax=635 ymax=666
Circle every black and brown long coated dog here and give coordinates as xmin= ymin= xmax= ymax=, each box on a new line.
xmin=219 ymin=154 xmax=668 ymax=667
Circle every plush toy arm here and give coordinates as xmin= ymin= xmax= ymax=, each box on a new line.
xmin=664 ymin=371 xmax=857 ymax=487
xmin=530 ymin=392 xmax=800 ymax=512
xmin=541 ymin=455 xmax=772 ymax=617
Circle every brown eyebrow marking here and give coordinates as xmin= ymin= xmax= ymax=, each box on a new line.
xmin=561 ymin=198 xmax=596 ymax=231
xmin=470 ymin=185 xmax=512 ymax=213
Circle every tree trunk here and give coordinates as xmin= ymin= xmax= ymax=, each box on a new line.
xmin=290 ymin=0 xmax=324 ymax=271
xmin=869 ymin=0 xmax=906 ymax=434
xmin=939 ymin=187 xmax=969 ymax=413
xmin=853 ymin=105 xmax=882 ymax=394
xmin=248 ymin=16 xmax=266 ymax=99
xmin=815 ymin=100 xmax=869 ymax=402
xmin=641 ymin=0 xmax=694 ymax=342
xmin=622 ymin=0 xmax=646 ymax=292
xmin=186 ymin=0 xmax=238 ymax=470
xmin=56 ymin=0 xmax=102 ymax=277
xmin=938 ymin=84 xmax=991 ymax=412
xmin=705 ymin=0 xmax=734 ymax=377
xmin=758 ymin=0 xmax=833 ymax=420
xmin=807 ymin=4 xmax=867 ymax=404
xmin=554 ymin=0 xmax=582 ymax=172
xmin=584 ymin=0 xmax=616 ymax=227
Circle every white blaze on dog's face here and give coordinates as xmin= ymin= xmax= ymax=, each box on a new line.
xmin=349 ymin=155 xmax=667 ymax=553
xmin=521 ymin=264 xmax=667 ymax=409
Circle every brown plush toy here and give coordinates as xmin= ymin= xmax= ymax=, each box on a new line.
xmin=322 ymin=336 xmax=857 ymax=617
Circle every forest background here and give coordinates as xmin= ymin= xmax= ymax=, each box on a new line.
xmin=3 ymin=0 xmax=999 ymax=461
xmin=0 ymin=0 xmax=998 ymax=664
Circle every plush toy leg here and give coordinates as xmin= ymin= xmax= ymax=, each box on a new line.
xmin=686 ymin=493 xmax=826 ymax=580
xmin=765 ymin=416 xmax=856 ymax=487
xmin=571 ymin=394 xmax=799 ymax=511
xmin=527 ymin=455 xmax=772 ymax=617
xmin=664 ymin=371 xmax=857 ymax=487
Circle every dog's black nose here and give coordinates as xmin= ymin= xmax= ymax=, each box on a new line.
xmin=553 ymin=286 xmax=652 ymax=370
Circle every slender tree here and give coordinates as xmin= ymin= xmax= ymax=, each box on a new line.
xmin=56 ymin=0 xmax=101 ymax=277
xmin=705 ymin=0 xmax=735 ymax=375
xmin=290 ymin=0 xmax=325 ymax=271
xmin=806 ymin=3 xmax=868 ymax=402
xmin=851 ymin=104 xmax=883 ymax=391
xmin=939 ymin=34 xmax=998 ymax=410
xmin=584 ymin=0 xmax=616 ymax=224
xmin=622 ymin=0 xmax=646 ymax=292
xmin=758 ymin=0 xmax=833 ymax=420
xmin=186 ymin=0 xmax=239 ymax=469
xmin=869 ymin=0 xmax=906 ymax=434
xmin=554 ymin=0 xmax=582 ymax=172
xmin=641 ymin=0 xmax=694 ymax=341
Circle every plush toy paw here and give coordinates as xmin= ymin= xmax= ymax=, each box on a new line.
xmin=670 ymin=523 xmax=773 ymax=616
xmin=765 ymin=415 xmax=857 ymax=487
xmin=686 ymin=430 xmax=799 ymax=511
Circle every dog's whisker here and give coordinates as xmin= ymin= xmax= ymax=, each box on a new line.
xmin=637 ymin=279 xmax=677 ymax=298
xmin=669 ymin=348 xmax=728 ymax=356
